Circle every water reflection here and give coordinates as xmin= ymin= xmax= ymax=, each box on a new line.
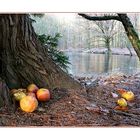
xmin=65 ymin=52 xmax=140 ymax=77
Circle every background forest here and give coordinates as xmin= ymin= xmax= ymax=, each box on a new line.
xmin=33 ymin=13 xmax=140 ymax=52
xmin=32 ymin=13 xmax=140 ymax=77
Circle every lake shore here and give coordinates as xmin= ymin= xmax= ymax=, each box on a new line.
xmin=61 ymin=47 xmax=137 ymax=55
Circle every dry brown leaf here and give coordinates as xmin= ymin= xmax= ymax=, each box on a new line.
xmin=117 ymin=89 xmax=127 ymax=94
xmin=114 ymin=106 xmax=128 ymax=111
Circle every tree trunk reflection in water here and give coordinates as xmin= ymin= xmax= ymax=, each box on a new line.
xmin=104 ymin=52 xmax=112 ymax=73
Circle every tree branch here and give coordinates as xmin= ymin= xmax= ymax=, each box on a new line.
xmin=78 ymin=13 xmax=121 ymax=21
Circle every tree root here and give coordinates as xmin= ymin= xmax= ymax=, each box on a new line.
xmin=0 ymin=77 xmax=14 ymax=112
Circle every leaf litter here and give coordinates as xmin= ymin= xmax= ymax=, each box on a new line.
xmin=1 ymin=73 xmax=140 ymax=127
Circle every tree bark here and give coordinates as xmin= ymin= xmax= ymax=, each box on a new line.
xmin=0 ymin=14 xmax=81 ymax=91
xmin=78 ymin=13 xmax=121 ymax=21
xmin=0 ymin=77 xmax=13 ymax=110
xmin=117 ymin=14 xmax=140 ymax=59
xmin=79 ymin=13 xmax=140 ymax=60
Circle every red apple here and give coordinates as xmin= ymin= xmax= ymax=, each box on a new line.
xmin=27 ymin=84 xmax=39 ymax=93
xmin=36 ymin=88 xmax=50 ymax=101
xmin=27 ymin=92 xmax=36 ymax=98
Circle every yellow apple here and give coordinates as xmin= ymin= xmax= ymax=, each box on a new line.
xmin=117 ymin=98 xmax=127 ymax=107
xmin=20 ymin=96 xmax=38 ymax=113
xmin=27 ymin=92 xmax=36 ymax=98
xmin=121 ymin=91 xmax=134 ymax=101
xmin=13 ymin=92 xmax=26 ymax=101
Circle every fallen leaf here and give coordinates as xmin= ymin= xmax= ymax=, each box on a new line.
xmin=114 ymin=106 xmax=128 ymax=111
xmin=111 ymin=92 xmax=118 ymax=98
xmin=117 ymin=89 xmax=127 ymax=94
xmin=100 ymin=108 xmax=109 ymax=114
xmin=85 ymin=104 xmax=100 ymax=113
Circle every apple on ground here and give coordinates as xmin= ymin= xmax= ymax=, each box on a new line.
xmin=36 ymin=88 xmax=50 ymax=102
xmin=117 ymin=98 xmax=127 ymax=107
xmin=20 ymin=96 xmax=38 ymax=113
xmin=27 ymin=84 xmax=39 ymax=93
xmin=121 ymin=91 xmax=134 ymax=101
xmin=27 ymin=92 xmax=36 ymax=98
xmin=13 ymin=92 xmax=26 ymax=101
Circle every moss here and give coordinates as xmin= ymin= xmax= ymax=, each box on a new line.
xmin=137 ymin=40 xmax=140 ymax=49
xmin=131 ymin=27 xmax=139 ymax=38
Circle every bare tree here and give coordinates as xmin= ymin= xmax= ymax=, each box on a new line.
xmin=93 ymin=13 xmax=118 ymax=52
xmin=78 ymin=13 xmax=140 ymax=59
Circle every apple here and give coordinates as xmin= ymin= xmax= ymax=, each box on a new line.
xmin=27 ymin=92 xmax=36 ymax=98
xmin=20 ymin=96 xmax=38 ymax=113
xmin=121 ymin=91 xmax=134 ymax=101
xmin=13 ymin=91 xmax=26 ymax=101
xmin=10 ymin=89 xmax=27 ymax=101
xmin=117 ymin=98 xmax=127 ymax=107
xmin=27 ymin=84 xmax=39 ymax=93
xmin=36 ymin=88 xmax=50 ymax=101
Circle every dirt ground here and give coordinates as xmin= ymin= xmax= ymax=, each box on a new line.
xmin=0 ymin=73 xmax=140 ymax=127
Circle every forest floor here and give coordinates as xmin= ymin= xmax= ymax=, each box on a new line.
xmin=1 ymin=73 xmax=140 ymax=127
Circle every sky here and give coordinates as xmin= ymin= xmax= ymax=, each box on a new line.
xmin=45 ymin=13 xmax=77 ymax=22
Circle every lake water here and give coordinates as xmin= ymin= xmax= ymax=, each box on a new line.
xmin=65 ymin=52 xmax=140 ymax=77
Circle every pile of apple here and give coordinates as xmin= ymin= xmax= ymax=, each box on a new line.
xmin=115 ymin=89 xmax=135 ymax=111
xmin=10 ymin=84 xmax=51 ymax=113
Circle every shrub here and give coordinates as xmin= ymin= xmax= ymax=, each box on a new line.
xmin=38 ymin=33 xmax=70 ymax=72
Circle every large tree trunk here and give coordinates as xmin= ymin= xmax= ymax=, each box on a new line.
xmin=0 ymin=14 xmax=81 ymax=92
xmin=78 ymin=13 xmax=140 ymax=60
xmin=117 ymin=14 xmax=140 ymax=59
